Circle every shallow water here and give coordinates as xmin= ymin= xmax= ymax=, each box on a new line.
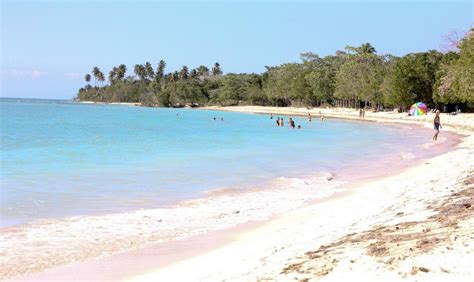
xmin=0 ymin=98 xmax=438 ymax=226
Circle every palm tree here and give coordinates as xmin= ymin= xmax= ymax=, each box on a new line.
xmin=359 ymin=43 xmax=376 ymax=54
xmin=116 ymin=64 xmax=127 ymax=81
xmin=97 ymin=71 xmax=105 ymax=86
xmin=145 ymin=62 xmax=155 ymax=81
xmin=197 ymin=65 xmax=210 ymax=77
xmin=190 ymin=69 xmax=198 ymax=79
xmin=84 ymin=74 xmax=91 ymax=85
xmin=345 ymin=43 xmax=376 ymax=55
xmin=179 ymin=65 xmax=189 ymax=80
xmin=212 ymin=62 xmax=222 ymax=76
xmin=134 ymin=64 xmax=146 ymax=81
xmin=92 ymin=66 xmax=101 ymax=87
xmin=156 ymin=60 xmax=166 ymax=80
xmin=172 ymin=71 xmax=179 ymax=82
xmin=109 ymin=67 xmax=118 ymax=84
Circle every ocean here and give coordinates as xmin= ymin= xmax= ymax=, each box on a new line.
xmin=1 ymin=98 xmax=431 ymax=227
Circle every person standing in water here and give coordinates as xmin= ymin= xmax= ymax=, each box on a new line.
xmin=433 ymin=110 xmax=442 ymax=141
xmin=288 ymin=118 xmax=295 ymax=128
xmin=308 ymin=113 xmax=312 ymax=122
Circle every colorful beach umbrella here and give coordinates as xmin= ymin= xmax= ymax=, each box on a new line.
xmin=409 ymin=102 xmax=428 ymax=116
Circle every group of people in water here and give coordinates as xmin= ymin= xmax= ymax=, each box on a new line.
xmin=271 ymin=112 xmax=325 ymax=129
xmin=268 ymin=107 xmax=444 ymax=142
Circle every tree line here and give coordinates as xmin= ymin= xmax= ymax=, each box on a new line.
xmin=76 ymin=29 xmax=473 ymax=111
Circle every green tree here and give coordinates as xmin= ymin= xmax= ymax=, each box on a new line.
xmin=84 ymin=73 xmax=91 ymax=85
xmin=334 ymin=53 xmax=385 ymax=107
xmin=212 ymin=62 xmax=223 ymax=76
xmin=263 ymin=63 xmax=311 ymax=106
xmin=197 ymin=65 xmax=210 ymax=77
xmin=134 ymin=64 xmax=146 ymax=81
xmin=92 ymin=66 xmax=101 ymax=87
xmin=108 ymin=67 xmax=118 ymax=84
xmin=436 ymin=29 xmax=474 ymax=106
xmin=381 ymin=51 xmax=442 ymax=110
xmin=216 ymin=74 xmax=246 ymax=105
xmin=345 ymin=43 xmax=377 ymax=55
xmin=116 ymin=64 xmax=127 ymax=81
xmin=179 ymin=65 xmax=189 ymax=80
xmin=145 ymin=62 xmax=155 ymax=81
xmin=190 ymin=69 xmax=198 ymax=79
xmin=156 ymin=60 xmax=166 ymax=80
xmin=302 ymin=54 xmax=338 ymax=106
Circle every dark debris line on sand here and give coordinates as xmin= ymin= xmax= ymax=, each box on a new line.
xmin=279 ymin=172 xmax=474 ymax=280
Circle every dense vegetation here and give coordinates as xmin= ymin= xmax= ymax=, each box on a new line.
xmin=77 ymin=30 xmax=473 ymax=111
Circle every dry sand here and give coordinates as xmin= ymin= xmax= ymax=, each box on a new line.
xmin=128 ymin=106 xmax=474 ymax=281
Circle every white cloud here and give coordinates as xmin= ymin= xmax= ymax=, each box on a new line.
xmin=1 ymin=69 xmax=48 ymax=79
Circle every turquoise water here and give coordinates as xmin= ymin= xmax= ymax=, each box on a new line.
xmin=0 ymin=98 xmax=426 ymax=226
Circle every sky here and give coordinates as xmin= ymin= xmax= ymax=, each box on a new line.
xmin=1 ymin=0 xmax=472 ymax=99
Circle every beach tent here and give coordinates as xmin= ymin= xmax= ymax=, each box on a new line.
xmin=409 ymin=102 xmax=427 ymax=116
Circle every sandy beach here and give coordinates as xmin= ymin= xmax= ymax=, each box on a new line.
xmin=128 ymin=107 xmax=473 ymax=281
xmin=3 ymin=106 xmax=473 ymax=281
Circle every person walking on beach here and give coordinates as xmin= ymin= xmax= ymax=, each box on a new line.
xmin=362 ymin=108 xmax=365 ymax=119
xmin=359 ymin=108 xmax=363 ymax=119
xmin=433 ymin=110 xmax=442 ymax=141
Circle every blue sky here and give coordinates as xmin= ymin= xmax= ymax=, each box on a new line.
xmin=1 ymin=1 xmax=472 ymax=99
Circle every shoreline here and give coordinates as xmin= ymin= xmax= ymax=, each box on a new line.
xmin=4 ymin=107 xmax=472 ymax=281
xmin=127 ymin=109 xmax=473 ymax=281
xmin=201 ymin=105 xmax=474 ymax=134
xmin=130 ymin=107 xmax=473 ymax=280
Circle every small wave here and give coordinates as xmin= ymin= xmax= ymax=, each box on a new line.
xmin=400 ymin=153 xmax=415 ymax=159
xmin=0 ymin=172 xmax=345 ymax=279
xmin=274 ymin=172 xmax=336 ymax=189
